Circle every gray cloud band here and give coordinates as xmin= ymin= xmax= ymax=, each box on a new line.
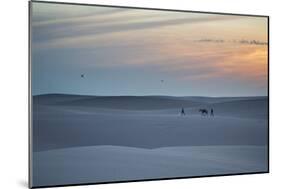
xmin=196 ymin=39 xmax=268 ymax=46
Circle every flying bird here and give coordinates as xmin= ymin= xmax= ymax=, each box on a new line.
xmin=81 ymin=74 xmax=85 ymax=78
xmin=161 ymin=80 xmax=164 ymax=83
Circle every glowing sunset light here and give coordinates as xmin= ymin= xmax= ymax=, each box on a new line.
xmin=32 ymin=2 xmax=268 ymax=96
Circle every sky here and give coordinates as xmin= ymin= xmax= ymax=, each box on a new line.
xmin=31 ymin=2 xmax=268 ymax=97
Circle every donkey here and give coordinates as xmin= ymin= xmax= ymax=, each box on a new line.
xmin=199 ymin=109 xmax=208 ymax=116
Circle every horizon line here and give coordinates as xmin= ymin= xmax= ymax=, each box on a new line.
xmin=32 ymin=93 xmax=268 ymax=98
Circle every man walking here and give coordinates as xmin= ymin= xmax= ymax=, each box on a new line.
xmin=181 ymin=108 xmax=186 ymax=116
xmin=210 ymin=108 xmax=214 ymax=117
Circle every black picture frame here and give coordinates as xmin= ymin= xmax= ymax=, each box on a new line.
xmin=28 ymin=1 xmax=270 ymax=188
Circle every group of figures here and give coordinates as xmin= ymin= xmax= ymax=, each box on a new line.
xmin=180 ymin=108 xmax=214 ymax=116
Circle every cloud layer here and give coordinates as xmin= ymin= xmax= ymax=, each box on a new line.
xmin=196 ymin=38 xmax=268 ymax=45
xmin=31 ymin=2 xmax=268 ymax=96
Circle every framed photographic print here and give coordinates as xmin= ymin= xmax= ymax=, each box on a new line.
xmin=29 ymin=1 xmax=269 ymax=188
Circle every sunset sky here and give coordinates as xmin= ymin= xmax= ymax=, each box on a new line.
xmin=31 ymin=2 xmax=268 ymax=96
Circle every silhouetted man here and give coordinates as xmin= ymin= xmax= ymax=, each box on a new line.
xmin=210 ymin=108 xmax=214 ymax=117
xmin=181 ymin=108 xmax=185 ymax=116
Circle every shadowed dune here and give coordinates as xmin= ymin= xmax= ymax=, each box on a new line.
xmin=32 ymin=94 xmax=268 ymax=152
xmin=33 ymin=94 xmax=267 ymax=111
xmin=34 ymin=94 xmax=204 ymax=110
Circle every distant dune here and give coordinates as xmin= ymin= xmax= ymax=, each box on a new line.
xmin=33 ymin=94 xmax=267 ymax=110
xmin=33 ymin=94 xmax=95 ymax=105
xmin=33 ymin=94 xmax=203 ymax=110
xmin=172 ymin=96 xmax=267 ymax=104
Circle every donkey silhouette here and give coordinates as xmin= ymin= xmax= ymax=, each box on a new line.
xmin=199 ymin=109 xmax=208 ymax=116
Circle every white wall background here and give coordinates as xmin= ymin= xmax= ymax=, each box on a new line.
xmin=0 ymin=0 xmax=279 ymax=188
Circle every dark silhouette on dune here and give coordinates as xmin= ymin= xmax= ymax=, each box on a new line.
xmin=199 ymin=109 xmax=208 ymax=116
xmin=181 ymin=108 xmax=186 ymax=116
xmin=210 ymin=108 xmax=214 ymax=117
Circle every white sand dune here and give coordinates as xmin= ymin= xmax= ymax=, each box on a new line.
xmin=32 ymin=145 xmax=268 ymax=187
xmin=33 ymin=106 xmax=268 ymax=151
xmin=33 ymin=95 xmax=268 ymax=151
xmin=32 ymin=94 xmax=268 ymax=187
